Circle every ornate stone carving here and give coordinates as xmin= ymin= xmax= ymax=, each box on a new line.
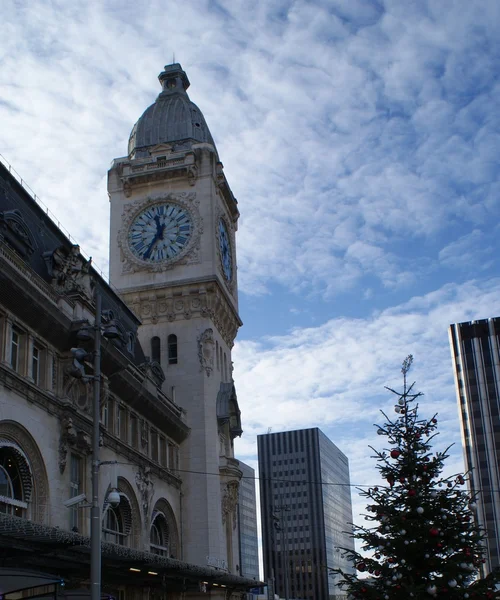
xmin=0 ymin=209 xmax=36 ymax=257
xmin=118 ymin=193 xmax=202 ymax=274
xmin=42 ymin=244 xmax=94 ymax=300
xmin=221 ymin=481 xmax=239 ymax=529
xmin=58 ymin=414 xmax=93 ymax=474
xmin=63 ymin=373 xmax=91 ymax=414
xmin=139 ymin=358 xmax=165 ymax=388
xmin=58 ymin=415 xmax=77 ymax=474
xmin=198 ymin=328 xmax=215 ymax=376
xmin=135 ymin=466 xmax=155 ymax=523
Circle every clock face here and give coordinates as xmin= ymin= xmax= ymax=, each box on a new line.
xmin=128 ymin=203 xmax=192 ymax=263
xmin=218 ymin=219 xmax=232 ymax=281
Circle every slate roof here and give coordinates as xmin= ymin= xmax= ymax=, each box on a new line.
xmin=128 ymin=64 xmax=216 ymax=158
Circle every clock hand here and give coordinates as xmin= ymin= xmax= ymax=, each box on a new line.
xmin=143 ymin=234 xmax=159 ymax=260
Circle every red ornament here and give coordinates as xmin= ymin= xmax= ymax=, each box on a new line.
xmin=357 ymin=562 xmax=366 ymax=572
xmin=429 ymin=527 xmax=439 ymax=536
xmin=408 ymin=489 xmax=416 ymax=497
xmin=391 ymin=449 xmax=401 ymax=459
xmin=432 ymin=418 xmax=437 ymax=423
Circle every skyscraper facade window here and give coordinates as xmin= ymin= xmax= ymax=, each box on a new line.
xmin=258 ymin=428 xmax=355 ymax=600
xmin=449 ymin=316 xmax=500 ymax=573
xmin=237 ymin=461 xmax=260 ymax=580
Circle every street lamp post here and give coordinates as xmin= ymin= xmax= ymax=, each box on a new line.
xmin=90 ymin=291 xmax=102 ymax=600
xmin=71 ymin=290 xmax=121 ymax=600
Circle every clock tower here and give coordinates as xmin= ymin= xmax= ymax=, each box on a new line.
xmin=108 ymin=64 xmax=243 ymax=572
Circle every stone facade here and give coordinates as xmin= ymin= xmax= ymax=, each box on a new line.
xmin=108 ymin=63 xmax=244 ymax=577
xmin=0 ymin=62 xmax=252 ymax=600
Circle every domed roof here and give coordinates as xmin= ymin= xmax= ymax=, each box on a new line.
xmin=128 ymin=64 xmax=215 ymax=157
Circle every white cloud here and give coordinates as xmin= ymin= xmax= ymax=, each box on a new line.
xmin=234 ymin=278 xmax=500 ymax=531
xmin=2 ymin=0 xmax=499 ymax=299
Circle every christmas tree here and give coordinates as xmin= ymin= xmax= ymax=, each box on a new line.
xmin=335 ymin=355 xmax=500 ymax=599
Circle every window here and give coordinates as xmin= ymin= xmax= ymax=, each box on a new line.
xmin=159 ymin=437 xmax=167 ymax=466
xmin=151 ymin=336 xmax=161 ymax=363
xmin=116 ymin=406 xmax=121 ymax=437
xmin=150 ymin=512 xmax=170 ymax=555
xmin=216 ymin=341 xmax=219 ymax=370
xmin=168 ymin=443 xmax=178 ymax=470
xmin=103 ymin=506 xmax=125 ymax=544
xmin=151 ymin=430 xmax=159 ymax=462
xmin=127 ymin=332 xmax=135 ymax=354
xmin=101 ymin=400 xmax=109 ymax=428
xmin=102 ymin=491 xmax=132 ymax=546
xmin=0 ymin=446 xmax=29 ymax=517
xmin=69 ymin=454 xmax=83 ymax=531
xmin=130 ymin=414 xmax=138 ymax=449
xmin=32 ymin=345 xmax=40 ymax=384
xmin=168 ymin=334 xmax=178 ymax=365
xmin=10 ymin=328 xmax=20 ymax=372
xmin=120 ymin=408 xmax=128 ymax=441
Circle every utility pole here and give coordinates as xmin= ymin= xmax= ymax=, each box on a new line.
xmin=273 ymin=501 xmax=290 ymax=600
xmin=90 ymin=290 xmax=102 ymax=600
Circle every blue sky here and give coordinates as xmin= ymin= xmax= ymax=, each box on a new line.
xmin=2 ymin=0 xmax=500 ymax=550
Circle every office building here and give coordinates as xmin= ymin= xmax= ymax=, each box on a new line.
xmin=237 ymin=461 xmax=260 ymax=580
xmin=258 ymin=428 xmax=354 ymax=600
xmin=449 ymin=316 xmax=500 ymax=573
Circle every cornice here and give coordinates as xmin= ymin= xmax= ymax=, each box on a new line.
xmin=116 ymin=152 xmax=198 ymax=196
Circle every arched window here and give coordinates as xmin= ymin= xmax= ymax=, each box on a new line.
xmin=103 ymin=506 xmax=123 ymax=545
xmin=150 ymin=511 xmax=170 ymax=555
xmin=216 ymin=341 xmax=219 ymax=371
xmin=0 ymin=444 xmax=31 ymax=517
xmin=150 ymin=499 xmax=179 ymax=558
xmin=151 ymin=336 xmax=161 ymax=363
xmin=102 ymin=490 xmax=133 ymax=546
xmin=168 ymin=334 xmax=178 ymax=365
xmin=127 ymin=332 xmax=135 ymax=355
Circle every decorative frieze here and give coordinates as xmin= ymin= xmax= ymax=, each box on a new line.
xmin=121 ymin=281 xmax=241 ymax=347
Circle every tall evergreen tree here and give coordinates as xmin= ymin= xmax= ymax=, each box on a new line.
xmin=335 ymin=356 xmax=500 ymax=599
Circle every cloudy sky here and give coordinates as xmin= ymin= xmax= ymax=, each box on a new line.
xmin=2 ymin=0 xmax=500 ymax=560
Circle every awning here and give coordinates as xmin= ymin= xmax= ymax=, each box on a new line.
xmin=0 ymin=568 xmax=62 ymax=595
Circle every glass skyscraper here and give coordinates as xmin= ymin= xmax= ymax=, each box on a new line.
xmin=237 ymin=460 xmax=260 ymax=580
xmin=449 ymin=316 xmax=500 ymax=573
xmin=258 ymin=428 xmax=354 ymax=600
